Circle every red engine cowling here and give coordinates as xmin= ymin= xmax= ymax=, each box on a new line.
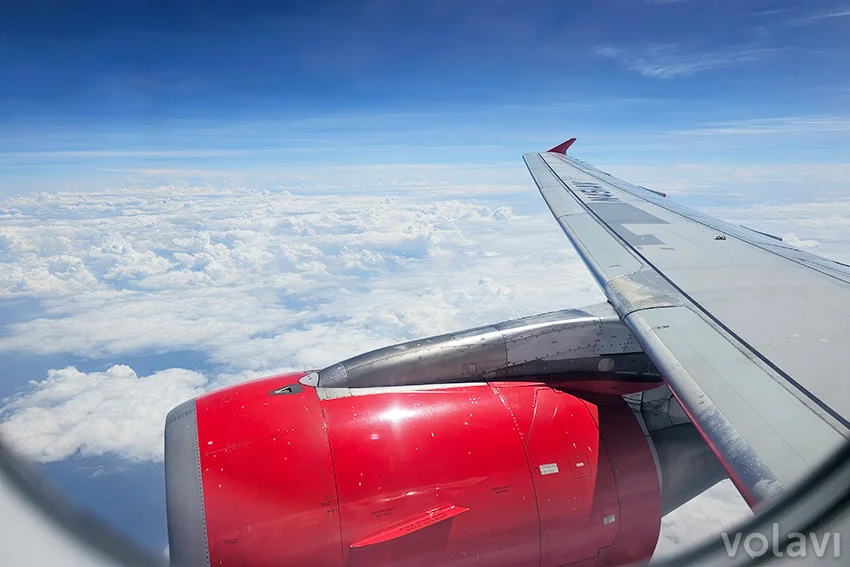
xmin=165 ymin=372 xmax=661 ymax=567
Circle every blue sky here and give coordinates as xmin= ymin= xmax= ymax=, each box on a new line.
xmin=2 ymin=1 xmax=849 ymax=557
xmin=2 ymin=0 xmax=849 ymax=193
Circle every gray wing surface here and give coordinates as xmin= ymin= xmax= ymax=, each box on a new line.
xmin=524 ymin=149 xmax=850 ymax=506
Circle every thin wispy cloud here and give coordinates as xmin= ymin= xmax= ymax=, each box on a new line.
xmin=671 ymin=115 xmax=850 ymax=135
xmin=602 ymin=163 xmax=850 ymax=205
xmin=593 ymin=44 xmax=779 ymax=78
xmin=786 ymin=5 xmax=850 ymax=25
xmin=0 ymin=144 xmax=504 ymax=162
xmin=751 ymin=8 xmax=791 ymax=17
xmin=0 ymin=148 xmax=278 ymax=160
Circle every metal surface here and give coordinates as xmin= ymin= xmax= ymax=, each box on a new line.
xmin=651 ymin=424 xmax=729 ymax=515
xmin=525 ymin=149 xmax=850 ymax=505
xmin=326 ymin=382 xmax=542 ymax=567
xmin=195 ymin=371 xmax=343 ymax=567
xmin=171 ymin=372 xmax=662 ymax=566
xmin=314 ymin=302 xmax=659 ymax=392
xmin=654 ymin=435 xmax=850 ymax=566
xmin=628 ymin=308 xmax=843 ymax=502
xmin=588 ymin=394 xmax=665 ymax=566
xmin=625 ymin=387 xmax=729 ymax=515
xmin=164 ymin=399 xmax=210 ymax=567
xmin=520 ymin=387 xmax=619 ymax=566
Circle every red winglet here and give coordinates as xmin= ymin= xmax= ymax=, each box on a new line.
xmin=547 ymin=138 xmax=576 ymax=154
xmin=350 ymin=504 xmax=469 ymax=548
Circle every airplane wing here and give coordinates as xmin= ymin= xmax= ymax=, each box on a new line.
xmin=524 ymin=141 xmax=850 ymax=506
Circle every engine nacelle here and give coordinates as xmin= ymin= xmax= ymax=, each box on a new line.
xmin=166 ymin=372 xmax=661 ymax=567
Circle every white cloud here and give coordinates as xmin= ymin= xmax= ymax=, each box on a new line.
xmin=0 ymin=183 xmax=603 ymax=463
xmin=0 ymin=177 xmax=846 ymax=560
xmin=593 ymin=43 xmax=779 ymax=78
xmin=0 ymin=189 xmax=601 ymax=373
xmin=697 ymin=200 xmax=850 ymax=264
xmin=652 ymin=480 xmax=753 ymax=561
xmin=0 ymin=365 xmax=207 ymax=462
xmin=599 ymin=163 xmax=850 ymax=201
xmin=670 ymin=116 xmax=850 ymax=136
xmin=786 ymin=6 xmax=850 ymax=25
xmin=782 ymin=232 xmax=819 ymax=249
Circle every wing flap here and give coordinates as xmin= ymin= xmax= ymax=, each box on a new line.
xmin=626 ymin=307 xmax=844 ymax=505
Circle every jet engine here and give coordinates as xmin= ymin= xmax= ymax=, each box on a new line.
xmin=167 ymin=373 xmax=662 ymax=567
xmin=164 ymin=305 xmax=726 ymax=566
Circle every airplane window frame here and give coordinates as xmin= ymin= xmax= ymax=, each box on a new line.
xmin=2 ymin=433 xmax=849 ymax=566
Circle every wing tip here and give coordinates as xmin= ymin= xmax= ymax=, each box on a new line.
xmin=547 ymin=138 xmax=577 ymax=154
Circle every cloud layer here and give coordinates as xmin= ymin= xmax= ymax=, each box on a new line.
xmin=0 ymin=365 xmax=206 ymax=462
xmin=593 ymin=44 xmax=778 ymax=78
xmin=2 ymin=179 xmax=844 ymax=559
xmin=0 ymin=184 xmax=603 ymax=461
xmin=653 ymin=480 xmax=753 ymax=560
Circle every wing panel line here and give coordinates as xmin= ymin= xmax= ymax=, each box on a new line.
xmin=552 ymin=153 xmax=850 ymax=286
xmin=535 ymin=153 xmax=850 ymax=432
